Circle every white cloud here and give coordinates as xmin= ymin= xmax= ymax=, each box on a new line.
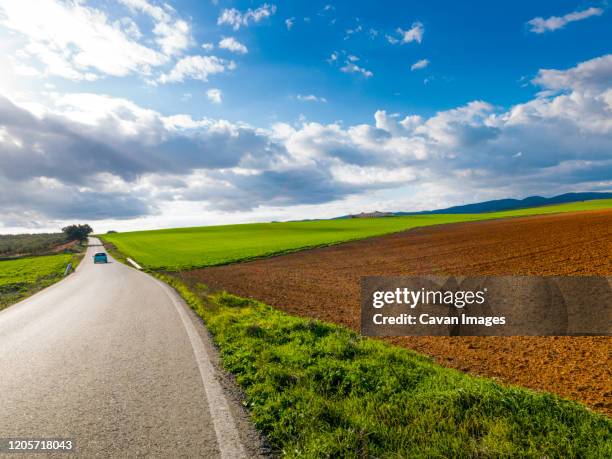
xmin=12 ymin=62 xmax=42 ymax=77
xmin=201 ymin=42 xmax=214 ymax=51
xmin=386 ymin=34 xmax=399 ymax=44
xmin=118 ymin=0 xmax=170 ymax=23
xmin=217 ymin=4 xmax=276 ymax=30
xmin=344 ymin=25 xmax=362 ymax=40
xmin=1 ymin=54 xmax=611 ymax=229
xmin=206 ymin=88 xmax=222 ymax=104
xmin=396 ymin=22 xmax=424 ymax=44
xmin=285 ymin=17 xmax=295 ymax=30
xmin=117 ymin=17 xmax=142 ymax=39
xmin=532 ymin=54 xmax=612 ymax=93
xmin=296 ymin=94 xmax=327 ymax=103
xmin=411 ymin=58 xmax=429 ymax=71
xmin=340 ymin=62 xmax=373 ymax=77
xmin=153 ymin=19 xmax=191 ymax=56
xmin=118 ymin=0 xmax=191 ymax=55
xmin=158 ymin=55 xmax=236 ymax=84
xmin=527 ymin=7 xmax=603 ymax=33
xmin=0 ymin=0 xmax=169 ymax=80
xmin=218 ymin=37 xmax=248 ymax=54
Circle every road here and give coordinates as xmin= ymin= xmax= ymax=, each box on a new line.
xmin=0 ymin=238 xmax=260 ymax=457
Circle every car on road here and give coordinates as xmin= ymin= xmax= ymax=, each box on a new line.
xmin=93 ymin=252 xmax=108 ymax=264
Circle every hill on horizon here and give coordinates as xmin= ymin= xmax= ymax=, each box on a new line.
xmin=337 ymin=192 xmax=612 ymax=218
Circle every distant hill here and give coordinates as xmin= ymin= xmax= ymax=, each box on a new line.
xmin=345 ymin=211 xmax=395 ymax=219
xmin=336 ymin=192 xmax=612 ymax=218
xmin=403 ymin=192 xmax=612 ymax=215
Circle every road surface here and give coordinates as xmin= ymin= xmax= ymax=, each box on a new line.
xmin=0 ymin=238 xmax=261 ymax=457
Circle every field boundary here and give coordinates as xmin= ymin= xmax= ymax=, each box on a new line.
xmin=152 ymin=273 xmax=611 ymax=457
xmin=101 ymin=201 xmax=612 ymax=271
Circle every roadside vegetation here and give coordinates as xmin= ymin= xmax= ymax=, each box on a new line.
xmin=161 ymin=275 xmax=612 ymax=457
xmin=0 ymin=224 xmax=92 ymax=259
xmin=0 ymin=254 xmax=79 ymax=310
xmin=0 ymin=233 xmax=69 ymax=258
xmin=102 ymin=199 xmax=612 ymax=270
xmin=0 ymin=223 xmax=92 ymax=309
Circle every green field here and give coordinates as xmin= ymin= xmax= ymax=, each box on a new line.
xmin=0 ymin=254 xmax=73 ymax=309
xmin=162 ymin=276 xmax=612 ymax=457
xmin=102 ymin=199 xmax=612 ymax=270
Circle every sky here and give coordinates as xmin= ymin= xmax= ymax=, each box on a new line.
xmin=0 ymin=0 xmax=610 ymax=233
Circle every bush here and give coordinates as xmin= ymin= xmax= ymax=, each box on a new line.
xmin=62 ymin=224 xmax=93 ymax=241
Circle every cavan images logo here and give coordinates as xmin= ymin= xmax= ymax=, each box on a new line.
xmin=361 ymin=276 xmax=612 ymax=337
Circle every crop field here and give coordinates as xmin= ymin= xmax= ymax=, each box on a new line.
xmin=102 ymin=199 xmax=612 ymax=270
xmin=162 ymin=277 xmax=612 ymax=457
xmin=185 ymin=208 xmax=612 ymax=415
xmin=0 ymin=254 xmax=73 ymax=309
xmin=103 ymin=203 xmax=612 ymax=455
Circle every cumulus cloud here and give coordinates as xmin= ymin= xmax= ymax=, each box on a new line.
xmin=0 ymin=175 xmax=155 ymax=221
xmin=119 ymin=0 xmax=191 ymax=55
xmin=0 ymin=0 xmax=192 ymax=81
xmin=1 ymin=55 xmax=611 ymax=228
xmin=344 ymin=25 xmax=363 ymax=40
xmin=527 ymin=7 xmax=603 ymax=33
xmin=206 ymin=88 xmax=222 ymax=104
xmin=158 ymin=55 xmax=236 ymax=83
xmin=217 ymin=4 xmax=276 ymax=30
xmin=340 ymin=62 xmax=373 ymax=78
xmin=285 ymin=17 xmax=295 ymax=30
xmin=394 ymin=22 xmax=424 ymax=44
xmin=296 ymin=94 xmax=327 ymax=103
xmin=218 ymin=37 xmax=248 ymax=54
xmin=532 ymin=54 xmax=612 ymax=93
xmin=328 ymin=52 xmax=373 ymax=78
xmin=411 ymin=59 xmax=429 ymax=71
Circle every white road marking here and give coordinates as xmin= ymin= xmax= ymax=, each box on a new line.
xmin=151 ymin=276 xmax=247 ymax=459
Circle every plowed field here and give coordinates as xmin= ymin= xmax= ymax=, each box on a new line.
xmin=180 ymin=210 xmax=612 ymax=414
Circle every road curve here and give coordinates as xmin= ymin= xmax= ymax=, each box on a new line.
xmin=0 ymin=238 xmax=258 ymax=457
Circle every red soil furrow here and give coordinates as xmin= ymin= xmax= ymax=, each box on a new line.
xmin=181 ymin=210 xmax=612 ymax=414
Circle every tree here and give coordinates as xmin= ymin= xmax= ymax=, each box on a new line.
xmin=61 ymin=224 xmax=93 ymax=241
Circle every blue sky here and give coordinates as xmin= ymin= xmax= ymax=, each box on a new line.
xmin=31 ymin=0 xmax=610 ymax=123
xmin=0 ymin=0 xmax=610 ymax=232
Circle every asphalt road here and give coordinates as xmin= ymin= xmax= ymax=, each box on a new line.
xmin=0 ymin=238 xmax=261 ymax=457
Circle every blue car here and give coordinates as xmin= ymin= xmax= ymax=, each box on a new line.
xmin=93 ymin=252 xmax=108 ymax=264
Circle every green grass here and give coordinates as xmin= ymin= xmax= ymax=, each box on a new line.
xmin=162 ymin=275 xmax=612 ymax=458
xmin=0 ymin=254 xmax=75 ymax=310
xmin=102 ymin=199 xmax=612 ymax=270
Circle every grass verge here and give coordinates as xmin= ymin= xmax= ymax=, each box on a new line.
xmin=160 ymin=274 xmax=612 ymax=457
xmin=0 ymin=249 xmax=84 ymax=311
xmin=101 ymin=199 xmax=612 ymax=271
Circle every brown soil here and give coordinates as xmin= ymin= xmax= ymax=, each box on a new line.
xmin=181 ymin=210 xmax=612 ymax=415
xmin=51 ymin=240 xmax=78 ymax=252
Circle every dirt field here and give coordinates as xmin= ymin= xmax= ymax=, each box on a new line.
xmin=181 ymin=210 xmax=612 ymax=415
